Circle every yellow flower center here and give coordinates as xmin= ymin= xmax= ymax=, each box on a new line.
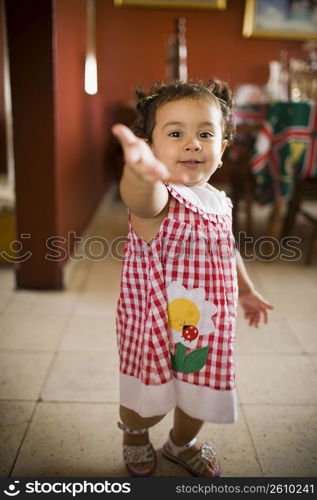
xmin=167 ymin=298 xmax=200 ymax=332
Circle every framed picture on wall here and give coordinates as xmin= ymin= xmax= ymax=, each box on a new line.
xmin=114 ymin=0 xmax=227 ymax=9
xmin=243 ymin=0 xmax=317 ymax=40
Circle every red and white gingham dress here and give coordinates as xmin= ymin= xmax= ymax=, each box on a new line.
xmin=116 ymin=183 xmax=238 ymax=423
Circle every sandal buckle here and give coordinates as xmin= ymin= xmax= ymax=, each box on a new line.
xmin=200 ymin=442 xmax=216 ymax=462
xmin=124 ymin=446 xmax=147 ymax=464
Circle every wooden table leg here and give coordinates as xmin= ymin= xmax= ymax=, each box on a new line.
xmin=255 ymin=200 xmax=286 ymax=260
xmin=267 ymin=200 xmax=285 ymax=239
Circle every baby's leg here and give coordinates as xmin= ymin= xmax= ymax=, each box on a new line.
xmin=172 ymin=406 xmax=203 ymax=443
xmin=120 ymin=405 xmax=165 ymax=443
xmin=119 ymin=405 xmax=166 ymax=475
xmin=170 ymin=406 xmax=219 ymax=475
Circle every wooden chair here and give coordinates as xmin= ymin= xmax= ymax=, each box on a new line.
xmin=224 ymin=124 xmax=260 ymax=238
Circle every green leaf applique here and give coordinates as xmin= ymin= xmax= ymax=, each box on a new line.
xmin=170 ymin=343 xmax=209 ymax=373
xmin=180 ymin=346 xmax=209 ymax=373
xmin=175 ymin=342 xmax=186 ymax=368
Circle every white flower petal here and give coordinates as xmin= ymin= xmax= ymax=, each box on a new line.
xmin=166 ymin=281 xmax=186 ymax=300
xmin=180 ymin=337 xmax=199 ymax=349
xmin=187 ymin=287 xmax=206 ymax=303
xmin=197 ymin=318 xmax=215 ymax=336
xmin=171 ymin=329 xmax=182 ymax=343
xmin=209 ymin=302 xmax=218 ymax=316
xmin=196 ymin=301 xmax=217 ymax=335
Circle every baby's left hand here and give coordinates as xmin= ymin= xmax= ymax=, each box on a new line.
xmin=239 ymin=290 xmax=274 ymax=328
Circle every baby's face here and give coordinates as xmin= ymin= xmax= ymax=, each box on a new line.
xmin=151 ymin=97 xmax=227 ymax=187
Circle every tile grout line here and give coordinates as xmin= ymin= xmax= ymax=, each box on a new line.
xmin=0 ymin=399 xmax=119 ymax=404
xmin=36 ymin=272 xmax=89 ymax=403
xmin=2 ymin=399 xmax=317 ymax=406
xmin=0 ymin=348 xmax=113 ymax=353
xmin=8 ymin=400 xmax=38 ymax=477
xmin=240 ymin=404 xmax=265 ymax=478
xmin=33 ymin=256 xmax=118 ymax=404
xmin=8 ymin=261 xmax=92 ymax=476
xmin=306 ymin=354 xmax=317 ymax=372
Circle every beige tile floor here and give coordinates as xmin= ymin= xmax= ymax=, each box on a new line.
xmin=0 ymin=193 xmax=317 ymax=478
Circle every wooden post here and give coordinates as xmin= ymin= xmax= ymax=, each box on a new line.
xmin=5 ymin=0 xmax=62 ymax=289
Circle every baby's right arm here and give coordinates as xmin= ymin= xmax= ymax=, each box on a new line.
xmin=112 ymin=124 xmax=186 ymax=218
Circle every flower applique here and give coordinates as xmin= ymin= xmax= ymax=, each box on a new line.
xmin=166 ymin=282 xmax=217 ymax=373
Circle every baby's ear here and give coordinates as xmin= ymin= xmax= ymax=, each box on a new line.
xmin=221 ymin=139 xmax=228 ymax=155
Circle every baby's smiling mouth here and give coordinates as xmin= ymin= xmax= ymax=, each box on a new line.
xmin=179 ymin=160 xmax=204 ymax=168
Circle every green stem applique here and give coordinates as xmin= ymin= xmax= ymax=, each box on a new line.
xmin=171 ymin=342 xmax=209 ymax=373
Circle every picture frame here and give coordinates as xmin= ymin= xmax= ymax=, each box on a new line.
xmin=243 ymin=0 xmax=317 ymax=40
xmin=114 ymin=0 xmax=226 ymax=10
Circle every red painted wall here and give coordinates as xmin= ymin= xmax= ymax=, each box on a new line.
xmin=97 ymin=0 xmax=304 ymax=108
xmin=55 ymin=0 xmax=106 ymax=240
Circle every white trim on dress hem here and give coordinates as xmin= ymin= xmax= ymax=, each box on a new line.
xmin=120 ymin=374 xmax=237 ymax=424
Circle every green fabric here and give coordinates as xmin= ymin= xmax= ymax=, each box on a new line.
xmin=171 ymin=342 xmax=209 ymax=374
xmin=250 ymin=102 xmax=317 ymax=204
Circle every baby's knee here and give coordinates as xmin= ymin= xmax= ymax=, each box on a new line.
xmin=119 ymin=405 xmax=165 ymax=429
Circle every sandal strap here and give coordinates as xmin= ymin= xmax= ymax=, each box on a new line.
xmin=122 ymin=443 xmax=154 ymax=464
xmin=117 ymin=421 xmax=148 ymax=435
xmin=166 ymin=430 xmax=197 ymax=455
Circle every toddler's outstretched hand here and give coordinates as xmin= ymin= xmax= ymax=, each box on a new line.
xmin=239 ymin=290 xmax=274 ymax=328
xmin=112 ymin=124 xmax=188 ymax=184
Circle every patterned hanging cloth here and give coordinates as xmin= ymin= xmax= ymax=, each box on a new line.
xmin=250 ymin=101 xmax=317 ymax=204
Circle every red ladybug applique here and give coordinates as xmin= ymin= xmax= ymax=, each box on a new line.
xmin=182 ymin=325 xmax=199 ymax=342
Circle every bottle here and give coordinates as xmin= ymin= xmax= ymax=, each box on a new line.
xmin=175 ymin=18 xmax=188 ymax=82
xmin=165 ymin=33 xmax=177 ymax=80
xmin=266 ymin=60 xmax=281 ymax=102
xmin=165 ymin=18 xmax=188 ymax=82
xmin=279 ymin=50 xmax=289 ymax=101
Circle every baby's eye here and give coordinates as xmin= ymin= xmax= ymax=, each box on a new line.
xmin=199 ymin=131 xmax=213 ymax=139
xmin=168 ymin=131 xmax=182 ymax=137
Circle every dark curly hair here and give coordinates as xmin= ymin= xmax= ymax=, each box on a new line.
xmin=132 ymin=79 xmax=236 ymax=145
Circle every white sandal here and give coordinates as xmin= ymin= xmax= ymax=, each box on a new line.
xmin=117 ymin=421 xmax=156 ymax=477
xmin=162 ymin=430 xmax=221 ymax=477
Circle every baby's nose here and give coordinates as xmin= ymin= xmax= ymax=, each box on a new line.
xmin=184 ymin=138 xmax=201 ymax=151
